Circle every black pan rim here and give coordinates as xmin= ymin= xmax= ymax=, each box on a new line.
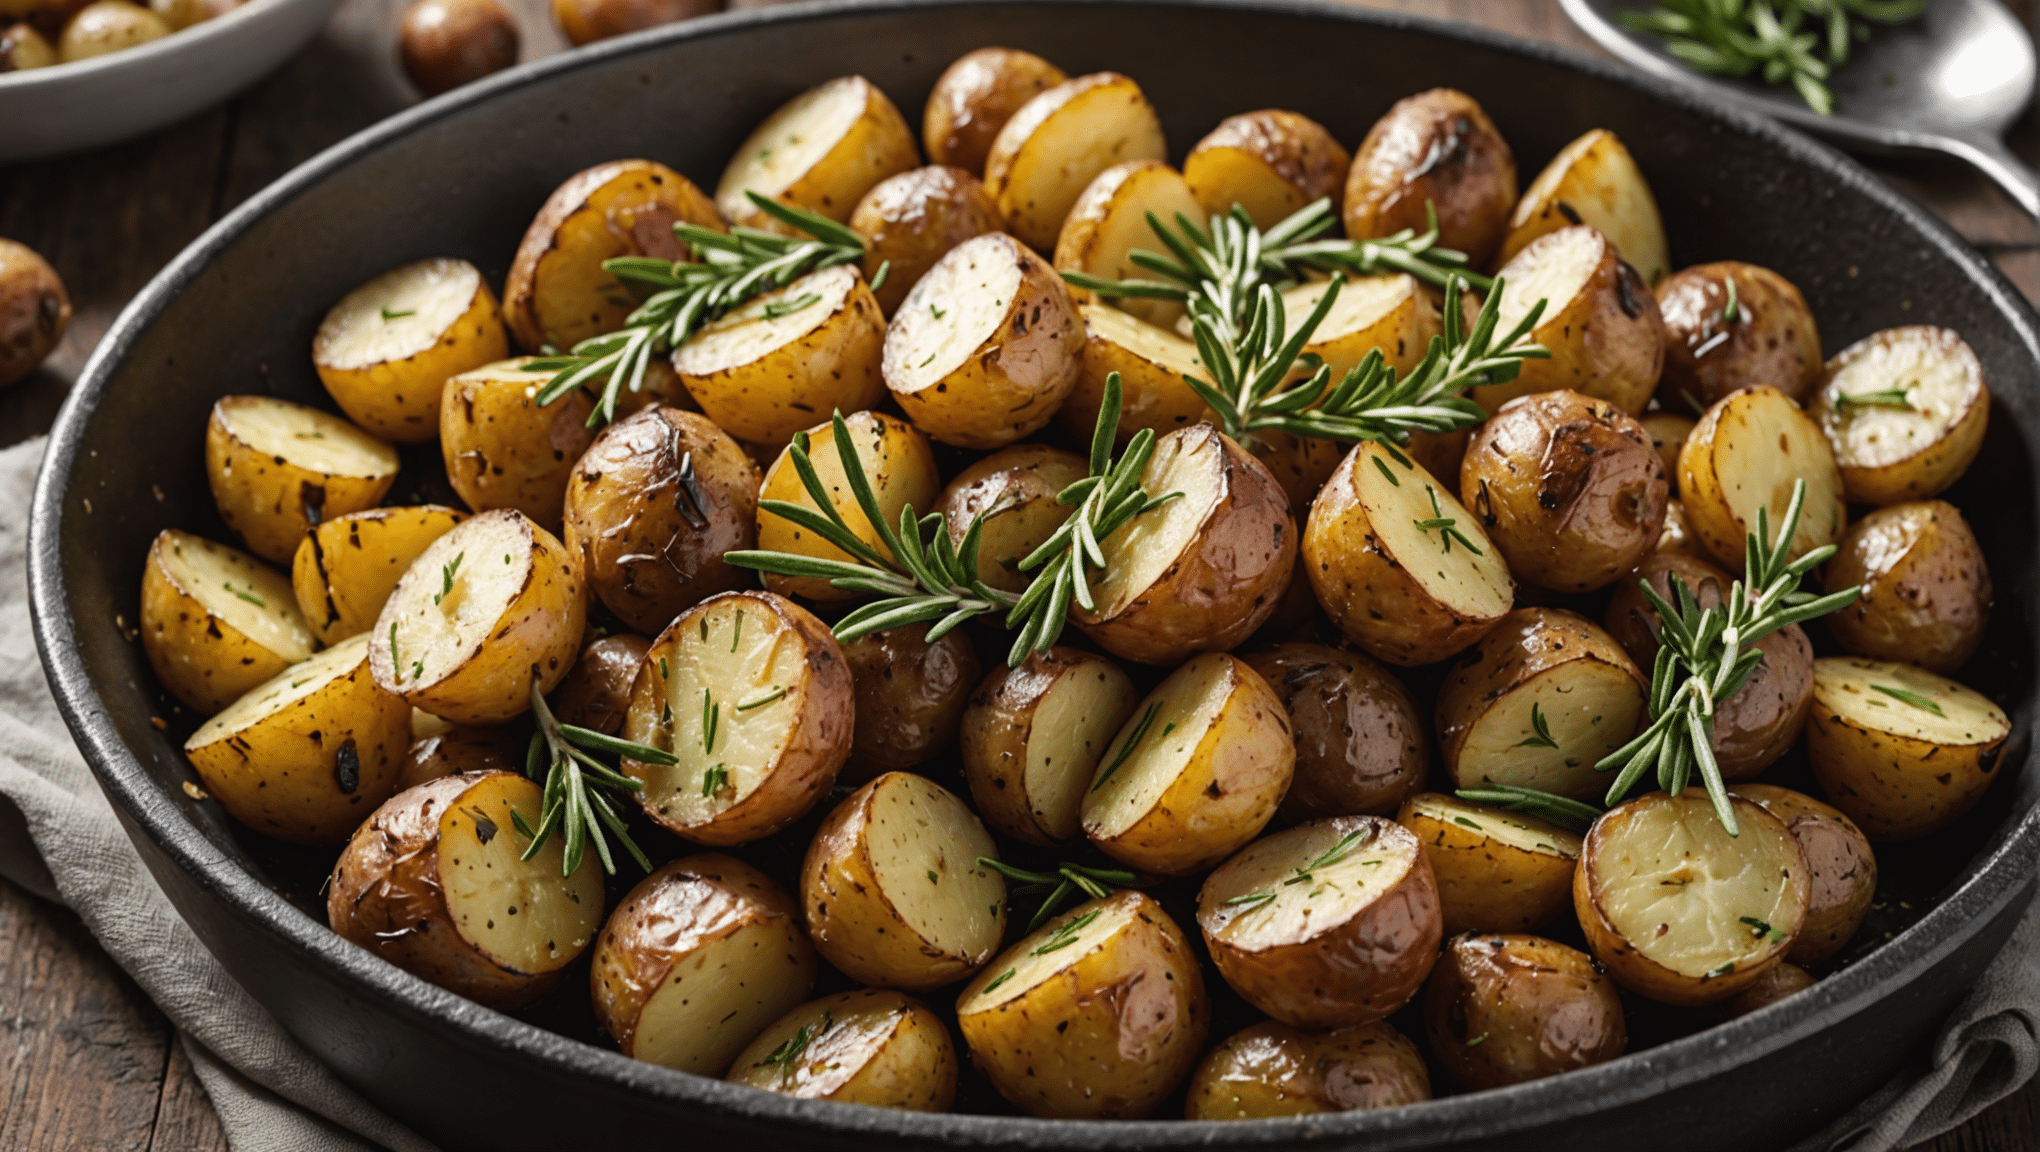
xmin=27 ymin=0 xmax=2040 ymax=1143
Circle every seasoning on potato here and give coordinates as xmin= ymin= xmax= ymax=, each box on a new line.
xmin=1806 ymin=656 xmax=2010 ymax=841
xmin=849 ymin=165 xmax=1003 ymax=316
xmin=725 ymin=989 xmax=958 ymax=1111
xmin=961 ymin=646 xmax=1140 ymax=847
xmin=1423 ymin=933 xmax=1626 ymax=1090
xmin=935 ymin=443 xmax=1088 ymax=594
xmin=984 ymin=71 xmax=1168 ymax=251
xmin=716 ymin=74 xmax=919 ymax=229
xmin=0 ymin=237 xmax=69 ymax=386
xmin=142 ymin=528 xmax=316 ymax=715
xmin=1730 ymin=784 xmax=1876 ymax=967
xmin=547 ymin=631 xmax=651 ymax=736
xmin=1343 ymin=87 xmax=1517 ymax=267
xmin=1640 ymin=411 xmax=1695 ymax=487
xmin=753 ymin=410 xmax=940 ymax=602
xmin=1500 ymin=127 xmax=1670 ymax=284
xmin=292 ymin=505 xmax=467 ymax=647
xmin=1184 ymin=1019 xmax=1430 ymax=1120
xmin=438 ymin=357 xmax=595 ymax=531
xmin=394 ymin=723 xmax=521 ymax=792
xmin=1483 ymin=224 xmax=1665 ymax=416
xmin=921 ymin=47 xmax=1067 ymax=176
xmin=399 ymin=0 xmax=518 ymax=97
xmin=1054 ymin=159 xmax=1206 ymax=328
xmin=1061 ymin=302 xmax=1214 ymax=441
xmin=1809 ymin=325 xmax=1990 ymax=507
xmin=1655 ymin=261 xmax=1823 ymax=412
xmin=206 ymin=395 xmax=401 ymax=564
xmin=1398 ymin=793 xmax=1580 ymax=936
xmin=314 ymin=257 xmax=509 ymax=441
xmin=1185 ymin=109 xmax=1351 ymax=232
xmin=838 ymin=624 xmax=979 ymax=780
xmin=1821 ymin=500 xmax=1991 ymax=675
xmin=549 ymin=0 xmax=714 ymax=47
xmin=1679 ymin=384 xmax=1847 ymax=569
xmin=1242 ymin=642 xmax=1430 ymax=822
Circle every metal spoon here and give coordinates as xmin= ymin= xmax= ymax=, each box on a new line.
xmin=1562 ymin=0 xmax=2040 ymax=217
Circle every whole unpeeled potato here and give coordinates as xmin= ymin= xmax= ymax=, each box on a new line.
xmin=0 ymin=239 xmax=70 ymax=388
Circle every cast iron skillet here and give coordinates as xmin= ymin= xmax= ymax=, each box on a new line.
xmin=27 ymin=1 xmax=2040 ymax=1147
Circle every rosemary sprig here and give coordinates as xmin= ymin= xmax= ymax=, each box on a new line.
xmin=1453 ymin=785 xmax=1602 ymax=835
xmin=1834 ymin=386 xmax=1913 ymax=412
xmin=1619 ymin=0 xmax=1925 ymax=116
xmin=1513 ymin=703 xmax=1560 ymax=750
xmin=1090 ymin=701 xmax=1165 ymax=793
xmin=513 ymin=678 xmax=672 ymax=876
xmin=1870 ymin=683 xmax=1946 ymax=717
xmin=756 ymin=1013 xmax=831 ymax=1071
xmin=1413 ymin=484 xmax=1484 ymax=556
xmin=1032 ymin=909 xmax=1103 ymax=955
xmin=1221 ymin=826 xmax=1377 ymax=908
xmin=1595 ymin=479 xmax=1861 ymax=833
xmin=979 ymin=858 xmax=1137 ymax=932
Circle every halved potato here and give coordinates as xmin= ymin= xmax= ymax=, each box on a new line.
xmin=1343 ymin=88 xmax=1518 ymax=268
xmin=1654 ymin=261 xmax=1823 ymax=412
xmin=850 ymin=165 xmax=1003 ymax=315
xmin=205 ymin=395 xmax=400 ymax=564
xmin=1303 ymin=441 xmax=1513 ymax=667
xmin=621 ymin=591 xmax=852 ymax=845
xmin=184 ymin=635 xmax=408 ymax=843
xmin=1574 ymin=790 xmax=1808 ymax=1006
xmin=1730 ymin=784 xmax=1877 ymax=967
xmin=591 ymin=854 xmax=815 ymax=1074
xmin=838 ymin=623 xmax=980 ymax=780
xmin=1422 ymin=933 xmax=1625 ymax=1091
xmin=1243 ymin=430 xmax=1344 ymax=518
xmin=1641 ymin=412 xmax=1696 ymax=487
xmin=1198 ymin=815 xmax=1442 ymax=1028
xmin=882 ymin=232 xmax=1083 ymax=449
xmin=504 ymin=159 xmax=723 ymax=354
xmin=1679 ymin=385 xmax=1847 ymax=569
xmin=801 ymin=772 xmax=1005 ymax=990
xmin=935 ymin=443 xmax=1088 ymax=594
xmin=395 ymin=725 xmax=521 ymax=792
xmin=1809 ymin=326 xmax=1990 ymax=506
xmin=1281 ymin=273 xmax=1440 ymax=384
xmin=548 ymin=632 xmax=652 ymax=735
xmin=1185 ymin=109 xmax=1350 ymax=231
xmin=984 ymin=72 xmax=1168 ymax=251
xmin=313 ymin=257 xmax=509 ymax=442
xmin=673 ymin=264 xmax=888 ymax=447
xmin=1397 ymin=793 xmax=1581 ymax=936
xmin=1185 ymin=1019 xmax=1430 ymax=1121
xmin=1053 ymin=159 xmax=1205 ymax=327
xmin=1483 ymin=225 xmax=1664 ymax=416
xmin=292 ymin=505 xmax=467 ymax=647
xmin=1822 ymin=500 xmax=1991 ymax=675
xmin=1719 ymin=961 xmax=1816 ymax=1019
xmin=438 ymin=357 xmax=596 ymax=531
xmin=1242 ymin=643 xmax=1430 ymax=822
xmin=1077 ymin=424 xmax=1297 ymax=666
xmin=1806 ymin=657 xmax=2011 ymax=841
xmin=141 ymin=529 xmax=316 ymax=715
xmin=369 ymin=509 xmax=586 ymax=726
xmin=1060 ymin=302 xmax=1214 ymax=441
xmin=922 ymin=46 xmax=1068 ymax=175
xmin=754 ymin=410 xmax=940 ymax=602
xmin=330 ymin=771 xmax=605 ymax=1010
xmin=955 ymin=890 xmax=1207 ymax=1119
xmin=962 ymin=646 xmax=1141 ymax=847
xmin=725 ymin=989 xmax=958 ymax=1111
xmin=1499 ymin=128 xmax=1670 ymax=284
xmin=716 ymin=75 xmax=919 ymax=229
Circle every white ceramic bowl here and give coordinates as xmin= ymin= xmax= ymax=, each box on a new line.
xmin=0 ymin=0 xmax=342 ymax=162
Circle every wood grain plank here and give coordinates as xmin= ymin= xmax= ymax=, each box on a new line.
xmin=147 ymin=1036 xmax=229 ymax=1152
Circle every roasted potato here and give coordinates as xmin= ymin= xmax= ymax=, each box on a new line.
xmin=754 ymin=410 xmax=940 ymax=602
xmin=1398 ymin=793 xmax=1581 ymax=936
xmin=882 ymin=232 xmax=1083 ymax=449
xmin=399 ymin=0 xmax=518 ymax=95
xmin=1304 ymin=441 xmax=1513 ymax=667
xmin=141 ymin=529 xmax=316 ymax=715
xmin=438 ymin=357 xmax=595 ymax=531
xmin=1574 ymin=790 xmax=1808 ymax=1006
xmin=1461 ymin=389 xmax=1669 ymax=592
xmin=984 ymin=72 xmax=1168 ymax=251
xmin=549 ymin=0 xmax=714 ymax=47
xmin=1242 ymin=642 xmax=1430 ymax=822
xmin=935 ymin=443 xmax=1088 ymax=594
xmin=673 ymin=264 xmax=887 ymax=447
xmin=591 ymin=854 xmax=815 ymax=1073
xmin=1679 ymin=385 xmax=1847 ymax=569
xmin=1343 ymin=88 xmax=1517 ymax=268
xmin=622 ymin=591 xmax=852 ymax=845
xmin=1053 ymin=159 xmax=1205 ymax=327
xmin=57 ymin=0 xmax=169 ymax=61
xmin=292 ymin=505 xmax=467 ymax=647
xmin=955 ymin=891 xmax=1207 ymax=1119
xmin=1060 ymin=302 xmax=1213 ymax=441
xmin=1806 ymin=657 xmax=2011 ymax=841
xmin=961 ymin=646 xmax=1140 ymax=847
xmin=1244 ymin=430 xmax=1343 ymax=518
xmin=839 ymin=623 xmax=979 ymax=780
xmin=725 ymin=989 xmax=957 ymax=1110
xmin=1423 ymin=933 xmax=1625 ymax=1090
xmin=184 ymin=635 xmax=408 ymax=843
xmin=1641 ymin=412 xmax=1695 ymax=487
xmin=1077 ymin=424 xmax=1296 ymax=665
xmin=0 ymin=238 xmax=69 ymax=386
xmin=548 ymin=632 xmax=651 ymax=735
xmin=1809 ymin=326 xmax=1990 ymax=506
xmin=330 ymin=770 xmax=605 ymax=1009
xmin=1081 ymin=652 xmax=1294 ymax=876
xmin=1282 ymin=272 xmax=1440 ymax=384
xmin=1184 ymin=1020 xmax=1430 ymax=1120
xmin=1719 ymin=961 xmax=1816 ymax=1019
xmin=716 ymin=75 xmax=919 ymax=229
xmin=205 ymin=395 xmax=400 ymax=564
xmin=313 ymin=257 xmax=508 ymax=443
xmin=1499 ymin=128 xmax=1669 ymax=284
xmin=1198 ymin=815 xmax=1441 ymax=1028
xmin=562 ymin=405 xmax=761 ymax=636
xmin=504 ymin=159 xmax=722 ymax=353
xmin=1483 ymin=225 xmax=1664 ymax=415
xmin=801 ymin=772 xmax=1005 ymax=990
xmin=1822 ymin=500 xmax=1990 ymax=674
xmin=1435 ymin=608 xmax=1648 ymax=801
xmin=1730 ymin=784 xmax=1876 ymax=967
xmin=0 ymin=23 xmax=58 ymax=73
xmin=1655 ymin=261 xmax=1822 ymax=412
xmin=394 ymin=724 xmax=521 ymax=792
xmin=1657 ymin=497 xmax=1709 ymax=559
xmin=1185 ymin=109 xmax=1351 ymax=231
xmin=850 ymin=166 xmax=1003 ymax=315
xmin=920 ymin=46 xmax=1067 ymax=176
xmin=369 ymin=509 xmax=586 ymax=726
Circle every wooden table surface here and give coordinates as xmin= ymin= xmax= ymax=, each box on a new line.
xmin=2 ymin=1 xmax=2036 ymax=1148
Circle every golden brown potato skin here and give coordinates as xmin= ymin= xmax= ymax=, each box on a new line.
xmin=935 ymin=443 xmax=1087 ymax=595
xmin=1242 ymin=642 xmax=1430 ymax=822
xmin=850 ymin=166 xmax=1003 ymax=315
xmin=1343 ymin=89 xmax=1518 ymax=268
xmin=440 ymin=361 xmax=595 ymax=531
xmin=1731 ymin=784 xmax=1877 ymax=967
xmin=549 ymin=632 xmax=651 ymax=736
xmin=1461 ymin=390 xmax=1669 ymax=592
xmin=1184 ymin=109 xmax=1352 ymax=230
xmin=1719 ymin=961 xmax=1815 ymax=1019
xmin=0 ymin=238 xmax=69 ymax=387
xmin=562 ymin=406 xmax=760 ymax=636
xmin=1655 ymin=262 xmax=1822 ymax=412
xmin=838 ymin=623 xmax=980 ymax=782
xmin=399 ymin=0 xmax=517 ymax=96
xmin=549 ymin=0 xmax=717 ymax=46
xmin=921 ymin=47 xmax=1068 ymax=176
xmin=1184 ymin=1020 xmax=1430 ymax=1120
xmin=394 ymin=728 xmax=519 ymax=792
xmin=1487 ymin=225 xmax=1665 ymax=416
xmin=960 ymin=646 xmax=1137 ymax=847
xmin=1423 ymin=933 xmax=1625 ymax=1091
xmin=1397 ymin=794 xmax=1578 ymax=937
xmin=1822 ymin=501 xmax=1990 ymax=675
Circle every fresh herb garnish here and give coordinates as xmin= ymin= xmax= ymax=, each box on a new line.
xmin=737 ymin=686 xmax=787 ymax=711
xmin=1467 ymin=1031 xmax=1491 ymax=1046
xmin=760 ymin=292 xmax=820 ymax=320
xmin=387 ymin=622 xmax=402 ymax=681
xmin=702 ymin=688 xmax=720 ymax=753
xmin=980 ymin=858 xmax=1137 ymax=932
xmin=1740 ymin=915 xmax=1789 ymax=943
xmin=1721 ymin=275 xmax=1741 ymax=325
xmin=433 ymin=551 xmax=464 ymax=606
xmin=380 ymin=307 xmax=415 ymax=321
xmin=1413 ymin=485 xmax=1484 ymax=556
xmin=1453 ymin=785 xmax=1602 ymax=834
xmin=513 ymin=679 xmax=670 ymax=876
xmin=1091 ymin=701 xmax=1163 ymax=793
xmin=222 ymin=582 xmax=266 ymax=607
xmin=701 ymin=763 xmax=728 ymax=799
xmin=1225 ymin=827 xmax=1376 ymax=910
xmin=1515 ymin=702 xmax=1559 ymax=749
xmin=1834 ymin=386 xmax=1913 ymax=412
xmin=1871 ymin=683 xmax=1946 ymax=717
xmin=1031 ymin=909 xmax=1103 ymax=956
xmin=756 ymin=1013 xmax=831 ymax=1070
xmin=981 ymin=968 xmax=1016 ymax=995
xmin=731 ymin=610 xmax=743 ymax=652
xmin=1618 ymin=0 xmax=1925 ymax=116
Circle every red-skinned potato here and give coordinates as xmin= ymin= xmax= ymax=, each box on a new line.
xmin=1343 ymin=88 xmax=1517 ymax=268
xmin=1423 ymin=933 xmax=1625 ymax=1090
xmin=838 ymin=623 xmax=980 ymax=781
xmin=1241 ymin=642 xmax=1430 ymax=821
xmin=1184 ymin=1020 xmax=1430 ymax=1120
xmin=1655 ymin=262 xmax=1823 ymax=412
xmin=1730 ymin=784 xmax=1876 ymax=967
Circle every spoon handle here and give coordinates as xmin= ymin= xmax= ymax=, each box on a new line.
xmin=1941 ymin=136 xmax=2040 ymax=220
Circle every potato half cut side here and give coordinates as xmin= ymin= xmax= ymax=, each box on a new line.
xmin=1398 ymin=793 xmax=1580 ymax=936
xmin=184 ymin=634 xmax=409 ymax=843
xmin=1198 ymin=815 xmax=1442 ymax=1028
xmin=329 ymin=771 xmax=605 ymax=1010
xmin=1082 ymin=652 xmax=1294 ymax=876
xmin=1809 ymin=326 xmax=1990 ymax=507
xmin=1574 ymin=790 xmax=1808 ymax=1006
xmin=956 ymin=890 xmax=1208 ymax=1119
xmin=1679 ymin=385 xmax=1846 ymax=569
xmin=984 ymin=72 xmax=1168 ymax=251
xmin=801 ymin=772 xmax=1005 ymax=990
xmin=205 ymin=395 xmax=399 ymax=564
xmin=438 ymin=357 xmax=595 ymax=531
xmin=1303 ymin=441 xmax=1513 ymax=667
xmin=1422 ymin=933 xmax=1625 ymax=1091
xmin=293 ymin=505 xmax=467 ymax=647
xmin=1053 ymin=159 xmax=1206 ymax=326
xmin=142 ymin=529 xmax=315 ymax=715
xmin=1730 ymin=784 xmax=1877 ymax=967
xmin=1062 ymin=302 xmax=1214 ymax=441
xmin=369 ymin=509 xmax=586 ymax=726
xmin=725 ymin=989 xmax=958 ymax=1111
xmin=1281 ymin=273 xmax=1438 ymax=383
xmin=313 ymin=257 xmax=508 ymax=443
xmin=921 ymin=47 xmax=1069 ymax=175
xmin=1499 ymin=128 xmax=1669 ymax=284
xmin=1485 ymin=225 xmax=1664 ymax=415
xmin=964 ymin=646 xmax=1142 ymax=847
xmin=621 ymin=591 xmax=853 ymax=846
xmin=754 ymin=410 xmax=940 ymax=602
xmin=1184 ymin=1019 xmax=1430 ymax=1121
xmin=1185 ymin=109 xmax=1351 ymax=232
xmin=591 ymin=854 xmax=815 ymax=1074
xmin=936 ymin=444 xmax=1088 ymax=594
xmin=716 ymin=75 xmax=919 ymax=228
xmin=1807 ymin=657 xmax=2011 ymax=841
